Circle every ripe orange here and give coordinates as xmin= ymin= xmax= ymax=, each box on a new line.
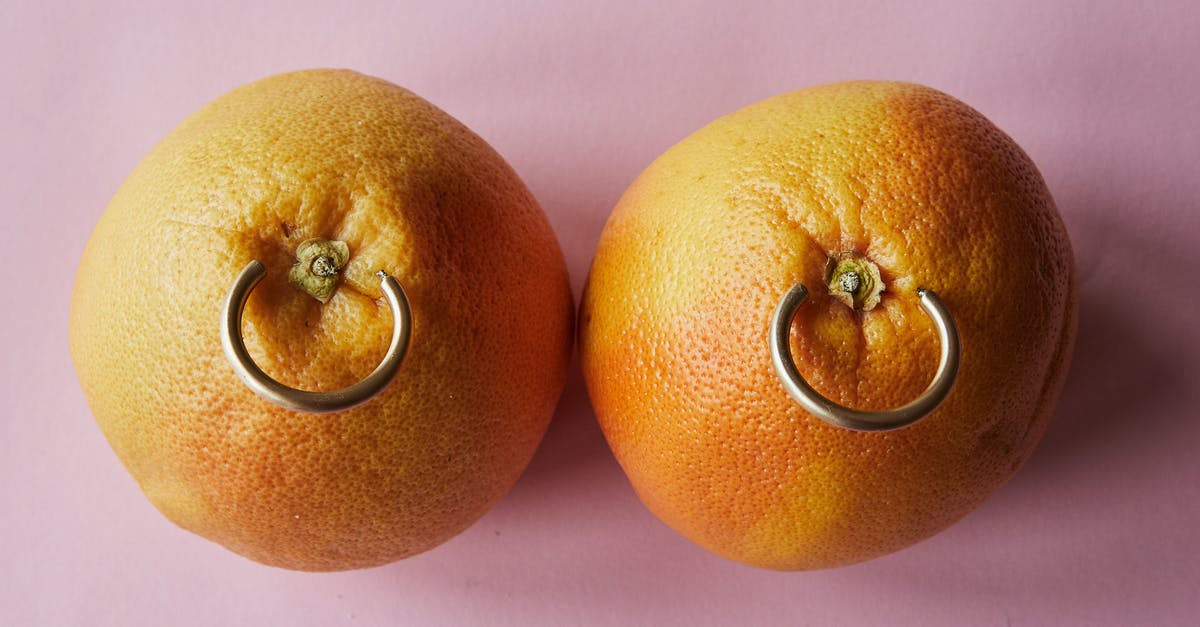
xmin=69 ymin=70 xmax=574 ymax=571
xmin=579 ymin=81 xmax=1076 ymax=570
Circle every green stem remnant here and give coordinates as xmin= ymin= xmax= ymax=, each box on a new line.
xmin=825 ymin=251 xmax=884 ymax=311
xmin=288 ymin=238 xmax=350 ymax=303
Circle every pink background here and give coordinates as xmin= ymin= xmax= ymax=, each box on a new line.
xmin=3 ymin=1 xmax=1198 ymax=625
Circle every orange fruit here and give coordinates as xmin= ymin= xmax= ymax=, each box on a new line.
xmin=579 ymin=81 xmax=1076 ymax=570
xmin=69 ymin=70 xmax=573 ymax=571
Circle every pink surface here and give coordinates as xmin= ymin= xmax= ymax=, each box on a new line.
xmin=3 ymin=1 xmax=1198 ymax=625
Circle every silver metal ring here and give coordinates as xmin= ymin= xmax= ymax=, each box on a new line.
xmin=220 ymin=260 xmax=412 ymax=413
xmin=769 ymin=284 xmax=960 ymax=432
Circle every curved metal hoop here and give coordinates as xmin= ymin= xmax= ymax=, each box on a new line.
xmin=769 ymin=284 xmax=960 ymax=432
xmin=220 ymin=260 xmax=412 ymax=414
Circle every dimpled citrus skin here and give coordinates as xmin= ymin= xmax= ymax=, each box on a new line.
xmin=579 ymin=81 xmax=1076 ymax=570
xmin=69 ymin=70 xmax=573 ymax=571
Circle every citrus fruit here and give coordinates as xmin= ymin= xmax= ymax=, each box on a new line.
xmin=579 ymin=81 xmax=1076 ymax=570
xmin=69 ymin=70 xmax=573 ymax=571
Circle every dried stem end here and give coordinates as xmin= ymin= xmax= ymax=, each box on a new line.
xmin=288 ymin=238 xmax=350 ymax=303
xmin=825 ymin=251 xmax=884 ymax=311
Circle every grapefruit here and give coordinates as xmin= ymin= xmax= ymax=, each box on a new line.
xmin=70 ymin=70 xmax=574 ymax=571
xmin=579 ymin=81 xmax=1076 ymax=570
